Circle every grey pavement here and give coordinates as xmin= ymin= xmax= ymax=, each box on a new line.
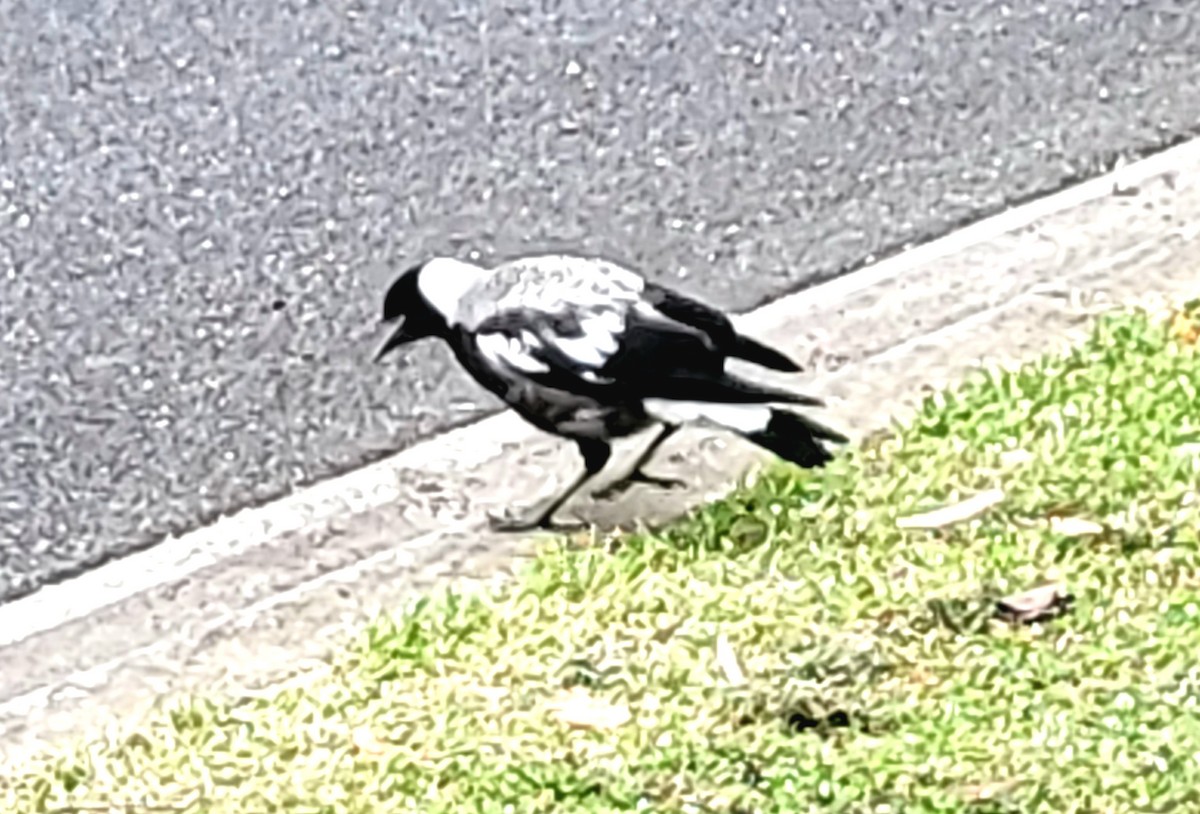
xmin=2 ymin=0 xmax=1199 ymax=602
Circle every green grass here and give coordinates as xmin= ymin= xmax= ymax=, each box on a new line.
xmin=5 ymin=301 xmax=1200 ymax=814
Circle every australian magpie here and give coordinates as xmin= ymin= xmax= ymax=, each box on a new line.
xmin=374 ymin=254 xmax=848 ymax=532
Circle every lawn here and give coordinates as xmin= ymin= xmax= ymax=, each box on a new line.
xmin=5 ymin=300 xmax=1200 ymax=814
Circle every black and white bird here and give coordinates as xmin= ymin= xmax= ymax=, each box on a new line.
xmin=374 ymin=254 xmax=847 ymax=531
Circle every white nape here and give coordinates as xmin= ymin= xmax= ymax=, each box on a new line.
xmin=416 ymin=257 xmax=490 ymax=323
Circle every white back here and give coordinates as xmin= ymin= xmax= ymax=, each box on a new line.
xmin=415 ymin=257 xmax=490 ymax=324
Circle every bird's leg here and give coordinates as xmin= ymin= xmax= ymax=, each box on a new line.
xmin=592 ymin=424 xmax=685 ymax=500
xmin=488 ymin=440 xmax=611 ymax=532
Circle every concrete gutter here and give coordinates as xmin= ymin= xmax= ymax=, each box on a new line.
xmin=2 ymin=139 xmax=1199 ymax=764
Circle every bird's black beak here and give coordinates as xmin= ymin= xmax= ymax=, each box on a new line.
xmin=374 ymin=319 xmax=418 ymax=362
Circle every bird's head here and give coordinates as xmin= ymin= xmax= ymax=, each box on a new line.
xmin=374 ymin=257 xmax=482 ymax=361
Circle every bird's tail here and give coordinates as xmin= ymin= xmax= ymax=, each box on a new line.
xmin=730 ymin=334 xmax=803 ymax=372
xmin=741 ymin=408 xmax=849 ymax=468
xmin=643 ymin=400 xmax=848 ymax=468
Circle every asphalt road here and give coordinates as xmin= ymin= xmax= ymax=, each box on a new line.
xmin=1 ymin=0 xmax=1198 ymax=604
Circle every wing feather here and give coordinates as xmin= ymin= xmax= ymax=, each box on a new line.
xmin=462 ymin=255 xmax=807 ymax=404
xmin=473 ymin=303 xmax=624 ymax=387
xmin=641 ymin=281 xmax=801 ymax=371
xmin=475 ymin=332 xmax=549 ymax=374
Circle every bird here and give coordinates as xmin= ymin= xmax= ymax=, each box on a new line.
xmin=374 ymin=254 xmax=848 ymax=532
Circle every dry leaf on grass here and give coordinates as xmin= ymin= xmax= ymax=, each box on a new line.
xmin=350 ymin=726 xmax=391 ymax=756
xmin=897 ymin=489 xmax=1005 ymax=530
xmin=882 ymin=664 xmax=940 ymax=692
xmin=1175 ymin=442 xmax=1200 ymax=458
xmin=546 ymin=687 xmax=632 ymax=731
xmin=1048 ymin=516 xmax=1106 ymax=537
xmin=999 ymin=449 xmax=1035 ymax=467
xmin=995 ymin=583 xmax=1074 ymax=625
xmin=958 ymin=778 xmax=1021 ymax=802
xmin=714 ymin=632 xmax=746 ymax=687
xmin=1170 ymin=309 xmax=1200 ymax=345
xmin=651 ymin=614 xmax=685 ymax=644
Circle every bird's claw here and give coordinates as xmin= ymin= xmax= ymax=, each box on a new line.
xmin=592 ymin=470 xmax=687 ymax=501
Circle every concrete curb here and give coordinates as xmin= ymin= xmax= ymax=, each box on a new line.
xmin=2 ymin=139 xmax=1199 ymax=764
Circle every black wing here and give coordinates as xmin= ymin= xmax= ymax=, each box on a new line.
xmin=471 ymin=301 xmax=820 ymax=408
xmin=641 ymin=282 xmax=802 ymax=372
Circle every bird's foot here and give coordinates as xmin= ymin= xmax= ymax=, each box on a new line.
xmin=592 ymin=469 xmax=687 ymax=501
xmin=487 ymin=506 xmax=588 ymax=533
